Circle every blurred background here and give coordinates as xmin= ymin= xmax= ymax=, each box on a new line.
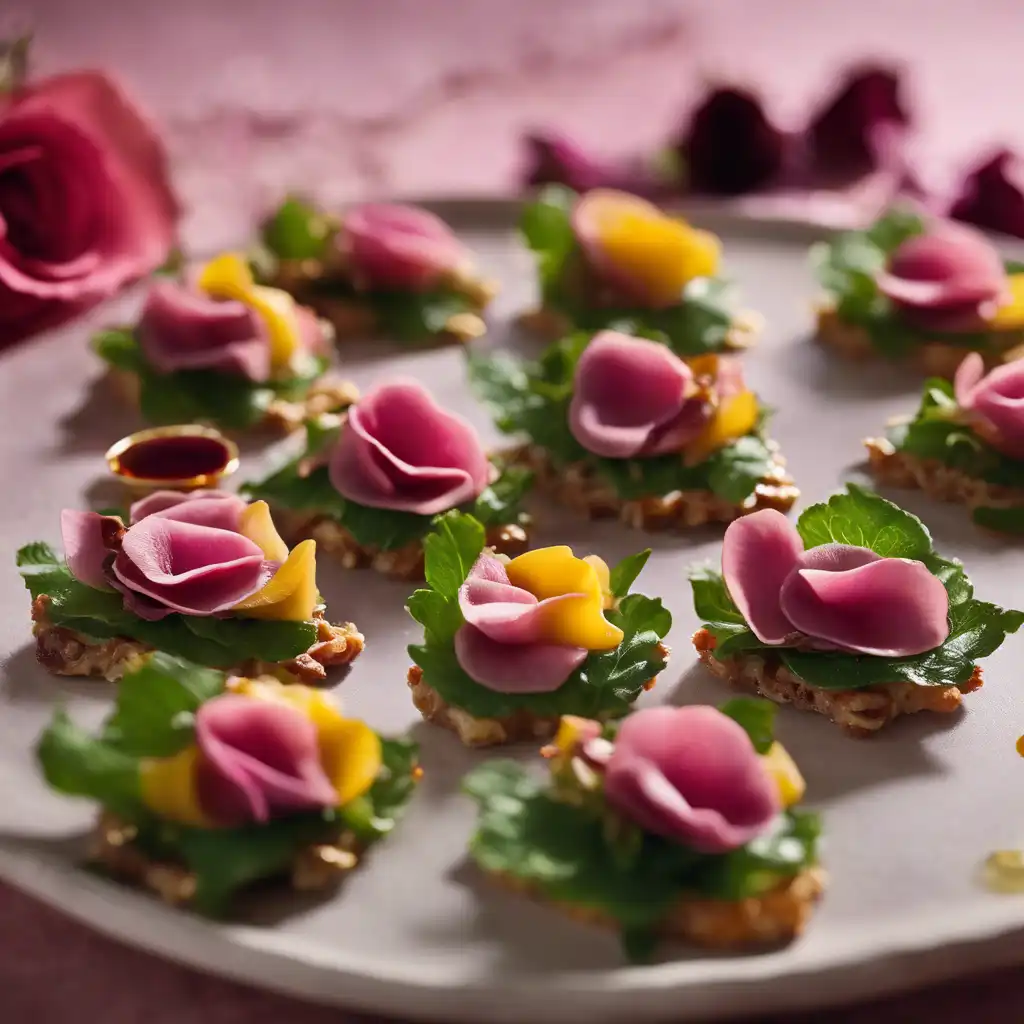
xmin=20 ymin=0 xmax=1024 ymax=251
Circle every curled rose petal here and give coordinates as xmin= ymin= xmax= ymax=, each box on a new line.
xmin=954 ymin=356 xmax=1024 ymax=457
xmin=328 ymin=379 xmax=492 ymax=515
xmin=341 ymin=203 xmax=463 ymax=292
xmin=604 ymin=706 xmax=779 ymax=852
xmin=453 ymin=623 xmax=587 ymax=693
xmin=195 ymin=694 xmax=337 ymax=825
xmin=111 ymin=516 xmax=271 ymax=620
xmin=137 ymin=280 xmax=270 ymax=381
xmin=808 ymin=65 xmax=910 ymax=178
xmin=780 ymin=553 xmax=949 ymax=657
xmin=681 ymin=87 xmax=786 ymax=196
xmin=949 ymin=150 xmax=1024 ymax=240
xmin=722 ymin=509 xmax=804 ymax=644
xmin=129 ymin=489 xmax=247 ymax=531
xmin=568 ymin=331 xmax=705 ymax=458
xmin=60 ymin=509 xmax=117 ymax=590
xmin=878 ymin=225 xmax=1006 ymax=310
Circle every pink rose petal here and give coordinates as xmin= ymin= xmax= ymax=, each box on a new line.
xmin=195 ymin=693 xmax=337 ymax=825
xmin=453 ymin=624 xmax=587 ymax=693
xmin=137 ymin=280 xmax=270 ymax=382
xmin=129 ymin=489 xmax=246 ymax=531
xmin=568 ymin=331 xmax=703 ymax=458
xmin=341 ymin=203 xmax=463 ymax=292
xmin=955 ymin=357 xmax=1024 ymax=458
xmin=328 ymin=378 xmax=491 ymax=515
xmin=604 ymin=706 xmax=780 ymax=853
xmin=60 ymin=509 xmax=116 ymax=591
xmin=111 ymin=516 xmax=271 ymax=620
xmin=949 ymin=150 xmax=1024 ymax=240
xmin=780 ymin=553 xmax=949 ymax=657
xmin=721 ymin=509 xmax=804 ymax=645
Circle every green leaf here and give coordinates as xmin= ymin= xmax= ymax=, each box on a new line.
xmin=101 ymin=654 xmax=225 ymax=757
xmin=470 ymin=464 xmax=533 ymax=526
xmin=406 ymin=588 xmax=462 ymax=645
xmin=705 ymin=433 xmax=774 ymax=504
xmin=718 ymin=698 xmax=777 ymax=754
xmin=608 ymin=549 xmax=651 ymax=599
xmin=520 ymin=186 xmax=577 ymax=295
xmin=422 ymin=512 xmax=486 ymax=599
xmin=864 ymin=208 xmax=926 ymax=251
xmin=36 ymin=710 xmax=143 ymax=819
xmin=261 ymin=196 xmax=334 ymax=260
xmin=688 ymin=565 xmax=765 ymax=656
xmin=796 ymin=483 xmax=933 ymax=558
xmin=972 ymin=505 xmax=1024 ymax=533
xmin=463 ymin=761 xmax=819 ymax=960
xmin=365 ymin=737 xmax=420 ymax=831
xmin=92 ymin=329 xmax=145 ymax=373
xmin=16 ymin=541 xmax=60 ymax=568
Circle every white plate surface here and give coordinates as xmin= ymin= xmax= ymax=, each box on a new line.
xmin=2 ymin=204 xmax=1024 ymax=1023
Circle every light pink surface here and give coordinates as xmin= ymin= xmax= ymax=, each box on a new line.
xmin=6 ymin=1 xmax=1024 ymax=1020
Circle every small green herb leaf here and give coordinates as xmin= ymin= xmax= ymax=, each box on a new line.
xmin=608 ymin=549 xmax=651 ymax=598
xmin=422 ymin=512 xmax=486 ymax=599
xmin=262 ymin=195 xmax=334 ymax=261
xmin=718 ymin=697 xmax=777 ymax=754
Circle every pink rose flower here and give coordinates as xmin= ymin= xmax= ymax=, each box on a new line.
xmin=60 ymin=491 xmax=274 ymax=620
xmin=454 ymin=554 xmax=591 ymax=693
xmin=339 ymin=203 xmax=464 ymax=292
xmin=722 ymin=509 xmax=949 ymax=656
xmin=195 ymin=693 xmax=337 ymax=826
xmin=0 ymin=71 xmax=178 ymax=347
xmin=328 ymin=378 xmax=493 ymax=515
xmin=568 ymin=331 xmax=714 ymax=458
xmin=954 ymin=352 xmax=1024 ymax=458
xmin=877 ymin=223 xmax=1007 ymax=333
xmin=950 ymin=150 xmax=1024 ymax=240
xmin=602 ymin=706 xmax=780 ymax=853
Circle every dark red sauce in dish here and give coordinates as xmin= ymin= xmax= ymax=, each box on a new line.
xmin=114 ymin=435 xmax=232 ymax=481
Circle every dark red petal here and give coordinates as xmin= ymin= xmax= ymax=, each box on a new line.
xmin=949 ymin=150 xmax=1024 ymax=239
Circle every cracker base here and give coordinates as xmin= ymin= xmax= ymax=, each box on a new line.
xmin=31 ymin=596 xmax=364 ymax=685
xmin=505 ymin=443 xmax=798 ymax=530
xmin=489 ymin=864 xmax=826 ymax=950
xmin=693 ymin=628 xmax=982 ymax=737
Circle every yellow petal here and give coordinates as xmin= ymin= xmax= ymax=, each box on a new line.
xmin=583 ymin=554 xmax=614 ymax=609
xmin=686 ymin=353 xmax=720 ymax=380
xmin=229 ymin=678 xmax=381 ymax=806
xmin=990 ymin=274 xmax=1024 ymax=328
xmin=761 ymin=742 xmax=805 ymax=809
xmin=233 ymin=539 xmax=318 ymax=621
xmin=238 ymin=500 xmax=290 ymax=562
xmin=586 ymin=191 xmax=720 ymax=307
xmin=551 ymin=715 xmax=601 ymax=756
xmin=685 ymin=389 xmax=759 ymax=465
xmin=197 ymin=252 xmax=300 ymax=369
xmin=505 ymin=546 xmax=624 ymax=650
xmin=139 ymin=746 xmax=214 ymax=827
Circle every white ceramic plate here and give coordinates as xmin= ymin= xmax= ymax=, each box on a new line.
xmin=3 ymin=204 xmax=1024 ymax=1024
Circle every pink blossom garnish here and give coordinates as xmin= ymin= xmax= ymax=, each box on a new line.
xmin=950 ymin=150 xmax=1024 ymax=240
xmin=603 ymin=706 xmax=780 ymax=853
xmin=722 ymin=509 xmax=949 ymax=657
xmin=954 ymin=353 xmax=1024 ymax=458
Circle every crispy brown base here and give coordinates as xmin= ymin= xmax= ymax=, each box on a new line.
xmin=31 ymin=596 xmax=364 ymax=685
xmin=489 ymin=865 xmax=826 ymax=950
xmin=91 ymin=811 xmax=364 ymax=906
xmin=517 ymin=306 xmax=762 ymax=350
xmin=865 ymin=436 xmax=1024 ymax=519
xmin=693 ymin=628 xmax=982 ymax=737
xmin=272 ymin=510 xmax=530 ymax=582
xmin=406 ymin=644 xmax=669 ymax=747
xmin=269 ymin=259 xmax=497 ymax=345
xmin=815 ymin=305 xmax=1024 ymax=378
xmin=105 ymin=367 xmax=360 ymax=436
xmin=505 ymin=442 xmax=798 ymax=530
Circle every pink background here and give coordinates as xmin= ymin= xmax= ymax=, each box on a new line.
xmin=6 ymin=1 xmax=1024 ymax=1020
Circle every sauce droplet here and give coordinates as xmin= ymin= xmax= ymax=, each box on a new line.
xmin=1016 ymin=734 xmax=1024 ymax=757
xmin=115 ymin=435 xmax=231 ymax=481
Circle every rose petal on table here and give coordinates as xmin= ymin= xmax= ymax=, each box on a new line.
xmin=721 ymin=509 xmax=804 ymax=644
xmin=780 ymin=555 xmax=949 ymax=657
